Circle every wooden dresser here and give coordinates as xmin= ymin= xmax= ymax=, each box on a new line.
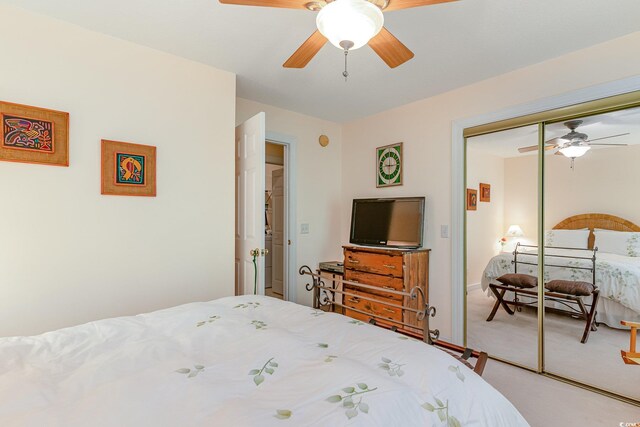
xmin=342 ymin=245 xmax=429 ymax=334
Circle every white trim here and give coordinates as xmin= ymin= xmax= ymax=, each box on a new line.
xmin=267 ymin=132 xmax=298 ymax=304
xmin=450 ymin=75 xmax=640 ymax=346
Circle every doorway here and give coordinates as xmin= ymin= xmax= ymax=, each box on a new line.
xmin=265 ymin=142 xmax=286 ymax=300
xmin=235 ymin=113 xmax=295 ymax=302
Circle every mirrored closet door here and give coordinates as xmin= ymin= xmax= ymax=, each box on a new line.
xmin=543 ymin=107 xmax=640 ymax=401
xmin=465 ymin=124 xmax=540 ymax=370
xmin=464 ymin=91 xmax=640 ymax=405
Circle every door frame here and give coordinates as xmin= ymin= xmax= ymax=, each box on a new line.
xmin=451 ymin=75 xmax=640 ymax=346
xmin=266 ymin=132 xmax=298 ymax=303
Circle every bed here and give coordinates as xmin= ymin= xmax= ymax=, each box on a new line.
xmin=0 ymin=295 xmax=528 ymax=426
xmin=481 ymin=213 xmax=640 ymax=328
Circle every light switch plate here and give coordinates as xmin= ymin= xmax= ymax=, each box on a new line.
xmin=440 ymin=225 xmax=449 ymax=238
xmin=301 ymin=223 xmax=310 ymax=234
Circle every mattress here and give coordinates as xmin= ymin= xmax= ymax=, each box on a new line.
xmin=481 ymin=249 xmax=640 ymax=326
xmin=0 ymin=295 xmax=528 ymax=426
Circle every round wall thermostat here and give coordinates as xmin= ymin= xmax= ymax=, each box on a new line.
xmin=319 ymin=135 xmax=329 ymax=147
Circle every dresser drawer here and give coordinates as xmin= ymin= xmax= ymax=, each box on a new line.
xmin=344 ymin=270 xmax=403 ymax=301
xmin=344 ymin=250 xmax=403 ymax=277
xmin=343 ymin=288 xmax=403 ymax=323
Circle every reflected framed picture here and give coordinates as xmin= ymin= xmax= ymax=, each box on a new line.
xmin=479 ymin=183 xmax=491 ymax=202
xmin=101 ymin=139 xmax=156 ymax=197
xmin=0 ymin=101 xmax=69 ymax=166
xmin=467 ymin=188 xmax=477 ymax=211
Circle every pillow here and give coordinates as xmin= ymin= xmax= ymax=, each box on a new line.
xmin=496 ymin=274 xmax=538 ymax=289
xmin=545 ymin=229 xmax=590 ymax=249
xmin=545 ymin=280 xmax=594 ymax=296
xmin=593 ymin=230 xmax=640 ymax=257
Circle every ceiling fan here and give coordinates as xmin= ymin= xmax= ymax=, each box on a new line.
xmin=518 ymin=120 xmax=630 ymax=159
xmin=219 ymin=0 xmax=458 ymax=76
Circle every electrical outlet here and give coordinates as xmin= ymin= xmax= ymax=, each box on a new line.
xmin=300 ymin=223 xmax=310 ymax=234
xmin=441 ymin=225 xmax=449 ymax=238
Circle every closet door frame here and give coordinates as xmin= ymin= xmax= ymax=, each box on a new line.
xmin=454 ymin=80 xmax=640 ymax=406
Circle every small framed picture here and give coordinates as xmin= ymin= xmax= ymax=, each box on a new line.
xmin=101 ymin=139 xmax=156 ymax=197
xmin=376 ymin=142 xmax=402 ymax=188
xmin=479 ymin=183 xmax=491 ymax=202
xmin=467 ymin=189 xmax=477 ymax=211
xmin=0 ymin=101 xmax=69 ymax=166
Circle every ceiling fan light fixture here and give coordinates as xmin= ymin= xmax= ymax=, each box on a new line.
xmin=316 ymin=0 xmax=384 ymax=50
xmin=559 ymin=144 xmax=590 ymax=158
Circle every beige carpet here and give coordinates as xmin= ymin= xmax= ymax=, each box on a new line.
xmin=467 ymin=288 xmax=640 ymax=400
xmin=483 ymin=359 xmax=640 ymax=427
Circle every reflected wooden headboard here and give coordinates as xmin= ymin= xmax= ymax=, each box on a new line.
xmin=553 ymin=213 xmax=640 ymax=249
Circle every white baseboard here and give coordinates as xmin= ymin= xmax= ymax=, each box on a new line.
xmin=467 ymin=283 xmax=482 ymax=292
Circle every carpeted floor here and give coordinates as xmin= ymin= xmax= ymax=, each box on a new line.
xmin=467 ymin=288 xmax=640 ymax=400
xmin=483 ymin=359 xmax=640 ymax=426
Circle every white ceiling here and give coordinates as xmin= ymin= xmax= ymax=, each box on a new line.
xmin=4 ymin=0 xmax=640 ymax=122
xmin=468 ymin=107 xmax=640 ymax=158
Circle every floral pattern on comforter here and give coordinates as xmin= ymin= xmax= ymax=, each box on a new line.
xmin=0 ymin=296 xmax=528 ymax=427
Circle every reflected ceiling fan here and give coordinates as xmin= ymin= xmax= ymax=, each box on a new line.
xmin=219 ymin=0 xmax=458 ymax=77
xmin=518 ymin=120 xmax=630 ymax=159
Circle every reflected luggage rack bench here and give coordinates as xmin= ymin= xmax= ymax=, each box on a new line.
xmin=486 ymin=243 xmax=599 ymax=343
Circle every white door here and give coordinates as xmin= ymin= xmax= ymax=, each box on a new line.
xmin=235 ymin=113 xmax=266 ymax=296
xmin=271 ymin=168 xmax=285 ymax=295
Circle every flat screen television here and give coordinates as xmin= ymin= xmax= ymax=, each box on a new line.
xmin=349 ymin=197 xmax=425 ymax=248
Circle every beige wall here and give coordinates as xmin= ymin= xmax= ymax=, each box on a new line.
xmin=466 ymin=148 xmax=505 ymax=286
xmin=504 ymin=144 xmax=640 ymax=234
xmin=0 ymin=6 xmax=236 ymax=336
xmin=341 ymin=32 xmax=640 ymax=338
xmin=236 ymin=98 xmax=343 ymax=307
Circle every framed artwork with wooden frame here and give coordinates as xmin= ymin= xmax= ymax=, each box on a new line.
xmin=376 ymin=142 xmax=403 ymax=188
xmin=479 ymin=183 xmax=491 ymax=202
xmin=101 ymin=140 xmax=156 ymax=197
xmin=0 ymin=101 xmax=69 ymax=166
xmin=467 ymin=189 xmax=477 ymax=211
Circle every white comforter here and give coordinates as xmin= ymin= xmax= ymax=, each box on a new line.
xmin=0 ymin=295 xmax=527 ymax=427
xmin=481 ymin=249 xmax=640 ymax=315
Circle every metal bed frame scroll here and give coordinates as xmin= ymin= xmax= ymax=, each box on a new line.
xmin=487 ymin=243 xmax=600 ymax=344
xmin=299 ymin=265 xmax=488 ymax=375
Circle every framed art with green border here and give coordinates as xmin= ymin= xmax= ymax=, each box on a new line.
xmin=101 ymin=139 xmax=156 ymax=197
xmin=376 ymin=142 xmax=403 ymax=188
xmin=0 ymin=101 xmax=69 ymax=167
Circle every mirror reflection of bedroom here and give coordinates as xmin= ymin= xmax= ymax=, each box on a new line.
xmin=466 ymin=124 xmax=540 ymax=369
xmin=466 ymin=106 xmax=640 ymax=402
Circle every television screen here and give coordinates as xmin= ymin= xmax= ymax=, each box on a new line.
xmin=349 ymin=197 xmax=425 ymax=248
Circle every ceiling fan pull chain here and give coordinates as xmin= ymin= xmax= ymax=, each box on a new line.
xmin=343 ymin=48 xmax=349 ymax=81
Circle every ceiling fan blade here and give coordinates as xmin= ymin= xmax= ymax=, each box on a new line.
xmin=518 ymin=145 xmax=537 ymax=153
xmin=219 ymin=0 xmax=306 ymax=9
xmin=588 ymin=143 xmax=628 ymax=146
xmin=368 ymin=27 xmax=414 ymax=68
xmin=384 ymin=0 xmax=458 ymax=12
xmin=585 ymin=133 xmax=630 ymax=143
xmin=545 ymin=137 xmax=563 ymax=145
xmin=283 ymin=31 xmax=327 ymax=68
xmin=518 ymin=144 xmax=556 ymax=153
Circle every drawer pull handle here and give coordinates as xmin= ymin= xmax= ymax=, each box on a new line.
xmin=348 ymin=259 xmax=360 ymax=264
xmin=348 ymin=297 xmax=360 ymax=303
xmin=383 ymin=264 xmax=396 ymax=269
xmin=382 ymin=286 xmax=394 ymax=290
xmin=351 ymin=280 xmax=360 ymax=283
xmin=383 ymin=307 xmax=396 ymax=313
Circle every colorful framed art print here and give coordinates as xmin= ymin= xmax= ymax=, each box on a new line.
xmin=101 ymin=139 xmax=156 ymax=197
xmin=0 ymin=101 xmax=69 ymax=166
